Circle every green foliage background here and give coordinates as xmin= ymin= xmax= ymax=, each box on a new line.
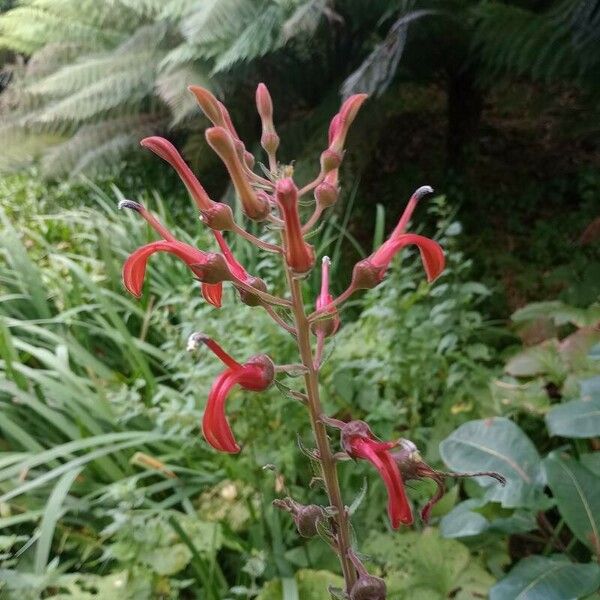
xmin=0 ymin=0 xmax=599 ymax=598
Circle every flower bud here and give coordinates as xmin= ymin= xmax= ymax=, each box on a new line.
xmin=314 ymin=181 xmax=339 ymax=209
xmin=320 ymin=149 xmax=342 ymax=173
xmin=199 ymin=202 xmax=236 ymax=231
xmin=188 ymin=85 xmax=225 ymax=127
xmin=256 ymin=82 xmax=274 ymax=123
xmin=205 ymin=127 xmax=269 ymax=221
xmin=273 ymin=498 xmax=324 ymax=538
xmin=191 ymin=252 xmax=233 ymax=284
xmin=261 ymin=132 xmax=280 ymax=155
xmin=276 ymin=178 xmax=316 ymax=275
xmin=237 ymin=276 xmax=267 ymax=307
xmin=295 ymin=504 xmax=324 ymax=538
xmin=349 ymin=259 xmax=386 ymax=291
xmin=350 ymin=575 xmax=387 ymax=600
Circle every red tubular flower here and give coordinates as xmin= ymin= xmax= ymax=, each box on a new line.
xmin=205 ymin=127 xmax=269 ymax=221
xmin=119 ymin=199 xmax=238 ymax=308
xmin=122 ymin=240 xmax=232 ymax=298
xmin=311 ymin=256 xmax=340 ymax=338
xmin=328 ymin=94 xmax=368 ymax=155
xmin=188 ymin=333 xmax=274 ymax=453
xmin=348 ymin=186 xmax=444 ymax=292
xmin=337 ymin=420 xmax=412 ymax=529
xmin=276 ymin=178 xmax=315 ymax=275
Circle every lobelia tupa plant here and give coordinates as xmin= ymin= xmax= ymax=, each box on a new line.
xmin=118 ymin=83 xmax=504 ymax=597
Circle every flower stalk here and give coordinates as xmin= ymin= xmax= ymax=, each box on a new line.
xmin=116 ymin=82 xmax=504 ymax=595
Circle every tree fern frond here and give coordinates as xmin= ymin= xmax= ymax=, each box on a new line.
xmin=158 ymin=0 xmax=198 ymax=21
xmin=281 ymin=0 xmax=329 ymax=42
xmin=155 ymin=64 xmax=214 ymax=126
xmin=159 ymin=42 xmax=204 ymax=73
xmin=30 ymin=65 xmax=157 ymax=126
xmin=179 ymin=0 xmax=257 ymax=48
xmin=0 ymin=7 xmax=122 ymax=53
xmin=25 ymin=43 xmax=82 ymax=79
xmin=341 ymin=9 xmax=435 ymax=99
xmin=212 ymin=3 xmax=286 ymax=73
xmin=40 ymin=113 xmax=166 ymax=176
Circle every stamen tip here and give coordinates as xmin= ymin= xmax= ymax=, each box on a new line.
xmin=187 ymin=332 xmax=209 ymax=351
xmin=322 ymin=256 xmax=331 ymax=265
xmin=415 ymin=185 xmax=434 ymax=199
xmin=118 ymin=199 xmax=143 ymax=212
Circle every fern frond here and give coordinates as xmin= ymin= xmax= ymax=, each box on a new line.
xmin=212 ymin=3 xmax=286 ymax=73
xmin=341 ymin=9 xmax=435 ymax=98
xmin=0 ymin=6 xmax=121 ymax=53
xmin=40 ymin=114 xmax=166 ymax=176
xmin=180 ymin=0 xmax=257 ymax=49
xmin=155 ymin=64 xmax=214 ymax=126
xmin=281 ymin=0 xmax=329 ymax=42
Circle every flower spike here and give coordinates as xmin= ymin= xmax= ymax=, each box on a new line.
xmin=188 ymin=333 xmax=274 ymax=453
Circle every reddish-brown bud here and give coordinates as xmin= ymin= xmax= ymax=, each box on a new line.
xmin=350 ymin=575 xmax=387 ymax=600
xmin=188 ymin=85 xmax=225 ymax=127
xmin=276 ymin=178 xmax=316 ymax=275
xmin=349 ymin=259 xmax=386 ymax=291
xmin=314 ymin=181 xmax=339 ymax=208
xmin=199 ymin=202 xmax=236 ymax=231
xmin=205 ymin=127 xmax=269 ymax=221
xmin=237 ymin=276 xmax=267 ymax=307
xmin=273 ymin=498 xmax=324 ymax=538
xmin=192 ymin=252 xmax=233 ymax=284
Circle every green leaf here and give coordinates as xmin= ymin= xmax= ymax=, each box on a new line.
xmin=581 ymin=376 xmax=600 ymax=401
xmin=441 ymin=499 xmax=536 ymax=539
xmin=544 ymin=453 xmax=600 ymax=556
xmin=34 ymin=467 xmax=82 ymax=575
xmin=490 ymin=555 xmax=600 ymax=600
xmin=545 ymin=397 xmax=600 ymax=438
xmin=257 ymin=570 xmax=344 ymax=600
xmin=440 ymin=418 xmax=544 ymax=507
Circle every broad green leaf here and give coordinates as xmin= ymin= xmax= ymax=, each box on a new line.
xmin=363 ymin=529 xmax=495 ymax=598
xmin=545 ymin=397 xmax=600 ymax=438
xmin=512 ymin=301 xmax=600 ymax=328
xmin=544 ymin=453 xmax=600 ymax=555
xmin=441 ymin=499 xmax=536 ymax=539
xmin=257 ymin=570 xmax=344 ymax=600
xmin=581 ymin=376 xmax=600 ymax=401
xmin=440 ymin=418 xmax=544 ymax=507
xmin=490 ymin=555 xmax=600 ymax=600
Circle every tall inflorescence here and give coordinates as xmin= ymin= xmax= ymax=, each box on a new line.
xmin=119 ymin=84 xmax=503 ymax=595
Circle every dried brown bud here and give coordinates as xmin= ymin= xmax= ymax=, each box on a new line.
xmin=350 ymin=575 xmax=387 ymax=600
xmin=237 ymin=276 xmax=267 ymax=307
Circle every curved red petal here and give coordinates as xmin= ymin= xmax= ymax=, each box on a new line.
xmin=201 ymin=282 xmax=223 ymax=308
xmin=140 ymin=137 xmax=214 ymax=211
xmin=351 ymin=438 xmax=412 ymax=529
xmin=123 ymin=240 xmax=206 ymax=297
xmin=202 ymin=370 xmax=243 ymax=453
xmin=371 ymin=234 xmax=445 ymax=283
xmin=212 ymin=231 xmax=248 ymax=281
